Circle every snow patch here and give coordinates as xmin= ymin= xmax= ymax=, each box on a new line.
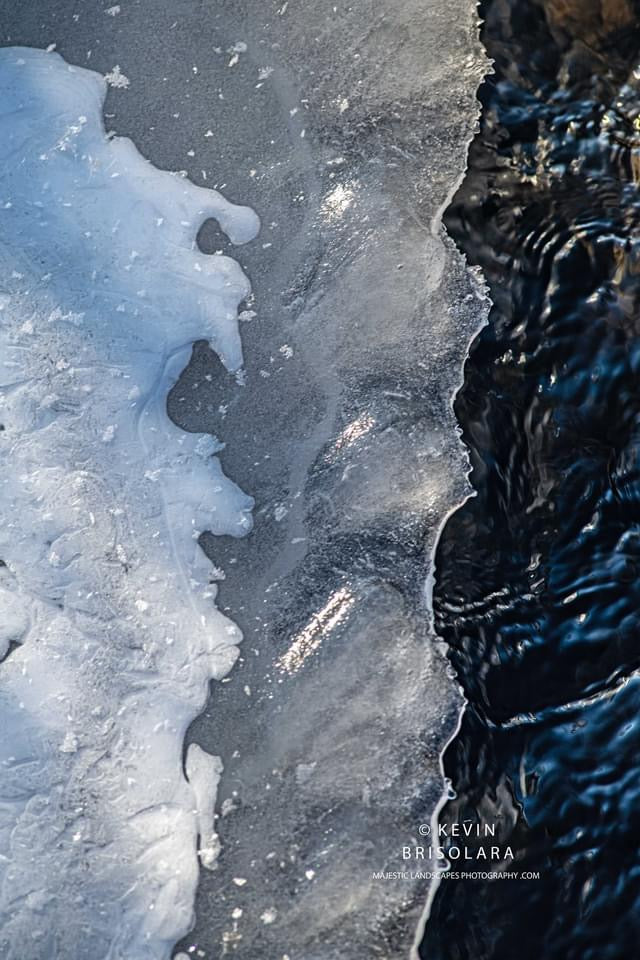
xmin=0 ymin=47 xmax=259 ymax=960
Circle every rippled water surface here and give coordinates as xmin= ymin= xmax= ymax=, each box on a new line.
xmin=422 ymin=0 xmax=640 ymax=956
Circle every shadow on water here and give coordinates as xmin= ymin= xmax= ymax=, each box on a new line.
xmin=421 ymin=1 xmax=640 ymax=957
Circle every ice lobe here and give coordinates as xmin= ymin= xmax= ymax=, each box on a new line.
xmin=186 ymin=743 xmax=224 ymax=869
xmin=0 ymin=48 xmax=258 ymax=959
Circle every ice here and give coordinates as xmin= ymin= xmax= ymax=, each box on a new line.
xmin=0 ymin=47 xmax=258 ymax=959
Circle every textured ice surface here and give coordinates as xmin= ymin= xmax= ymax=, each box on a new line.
xmin=0 ymin=0 xmax=490 ymax=953
xmin=0 ymin=47 xmax=258 ymax=959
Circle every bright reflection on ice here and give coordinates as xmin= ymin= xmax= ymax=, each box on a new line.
xmin=325 ymin=412 xmax=376 ymax=462
xmin=276 ymin=586 xmax=355 ymax=674
xmin=321 ymin=182 xmax=356 ymax=222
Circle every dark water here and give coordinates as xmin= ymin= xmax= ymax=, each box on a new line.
xmin=421 ymin=1 xmax=640 ymax=957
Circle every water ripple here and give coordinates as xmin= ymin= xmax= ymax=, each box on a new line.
xmin=421 ymin=1 xmax=640 ymax=956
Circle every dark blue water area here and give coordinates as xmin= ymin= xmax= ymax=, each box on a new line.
xmin=420 ymin=1 xmax=640 ymax=957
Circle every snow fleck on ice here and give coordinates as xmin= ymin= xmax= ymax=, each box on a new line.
xmin=227 ymin=40 xmax=247 ymax=67
xmin=221 ymin=797 xmax=238 ymax=817
xmin=104 ymin=64 xmax=130 ymax=88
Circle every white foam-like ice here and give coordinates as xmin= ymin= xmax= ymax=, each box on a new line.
xmin=0 ymin=47 xmax=259 ymax=959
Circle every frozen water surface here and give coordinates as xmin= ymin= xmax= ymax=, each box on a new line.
xmin=0 ymin=0 xmax=488 ymax=957
xmin=0 ymin=47 xmax=258 ymax=959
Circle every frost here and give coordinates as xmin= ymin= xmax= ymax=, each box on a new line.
xmin=0 ymin=47 xmax=259 ymax=960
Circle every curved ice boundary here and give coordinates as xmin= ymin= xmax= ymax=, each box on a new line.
xmin=0 ymin=47 xmax=259 ymax=959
